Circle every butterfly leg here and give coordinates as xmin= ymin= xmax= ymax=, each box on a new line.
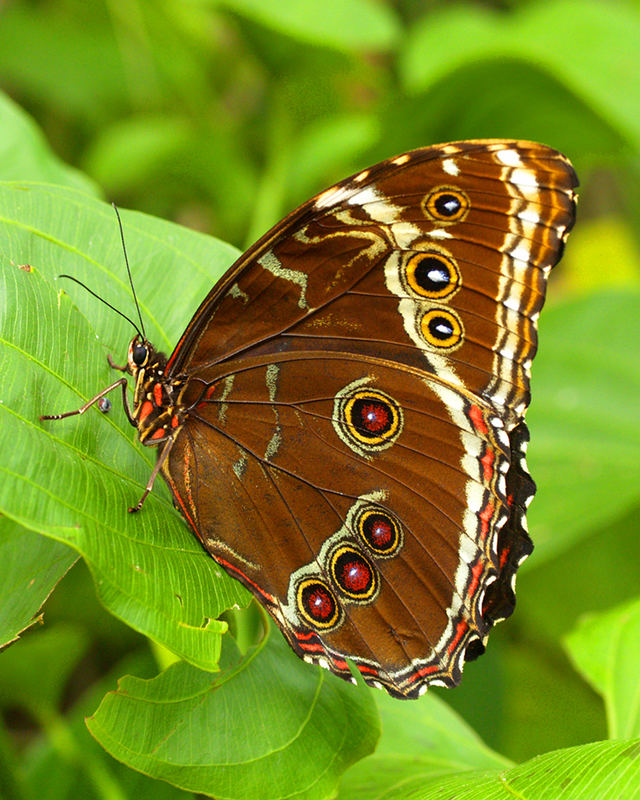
xmin=107 ymin=354 xmax=127 ymax=372
xmin=40 ymin=377 xmax=130 ymax=422
xmin=128 ymin=435 xmax=176 ymax=513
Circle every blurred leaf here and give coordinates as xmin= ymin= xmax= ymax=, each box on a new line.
xmin=527 ymin=291 xmax=640 ymax=560
xmin=83 ymin=115 xmax=193 ymax=194
xmin=477 ymin=509 xmax=640 ymax=760
xmin=0 ymin=624 xmax=88 ymax=713
xmin=87 ymin=633 xmax=379 ymax=800
xmin=566 ymin=597 xmax=640 ymax=739
xmin=212 ymin=0 xmax=400 ymax=52
xmin=562 ymin=216 xmax=640 ymax=293
xmin=0 ymin=186 xmax=249 ymax=671
xmin=0 ymin=517 xmax=77 ymax=649
xmin=375 ymin=58 xmax=625 ymax=171
xmin=359 ymin=738 xmax=640 ymax=800
xmin=401 ymin=0 xmax=640 ymax=149
xmin=0 ymin=5 xmax=128 ymax=125
xmin=22 ymin=649 xmax=193 ymax=800
xmin=339 ymin=689 xmax=509 ymax=798
xmin=0 ymin=92 xmax=99 ymax=194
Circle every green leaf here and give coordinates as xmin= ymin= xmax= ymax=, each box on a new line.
xmin=360 ymin=738 xmax=640 ymax=799
xmin=0 ymin=91 xmax=99 ymax=194
xmin=339 ymin=690 xmax=509 ymax=798
xmin=0 ymin=517 xmax=77 ymax=649
xmin=400 ymin=1 xmax=640 ymax=149
xmin=0 ymin=185 xmax=249 ymax=671
xmin=87 ymin=633 xmax=379 ymax=800
xmin=566 ymin=597 xmax=640 ymax=739
xmin=527 ymin=291 xmax=640 ymax=560
xmin=213 ymin=0 xmax=400 ymax=52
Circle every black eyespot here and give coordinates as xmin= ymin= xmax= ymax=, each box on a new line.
xmin=132 ymin=344 xmax=147 ymax=366
xmin=405 ymin=251 xmax=460 ymax=299
xmin=419 ymin=308 xmax=464 ymax=350
xmin=422 ymin=186 xmax=469 ymax=223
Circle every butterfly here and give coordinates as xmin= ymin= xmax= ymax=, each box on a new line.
xmin=42 ymin=140 xmax=577 ymax=698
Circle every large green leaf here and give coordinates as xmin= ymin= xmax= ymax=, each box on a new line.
xmin=0 ymin=517 xmax=77 ymax=649
xmin=0 ymin=185 xmax=248 ymax=671
xmin=339 ymin=689 xmax=509 ymax=798
xmin=566 ymin=597 xmax=640 ymax=739
xmin=87 ymin=632 xmax=379 ymax=800
xmin=359 ymin=738 xmax=640 ymax=800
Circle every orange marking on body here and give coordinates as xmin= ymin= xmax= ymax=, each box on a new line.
xmin=171 ymin=414 xmax=179 ymax=428
xmin=479 ymin=500 xmax=495 ymax=540
xmin=467 ymin=559 xmax=485 ymax=599
xmin=481 ymin=447 xmax=495 ymax=482
xmin=332 ymin=658 xmax=348 ymax=670
xmin=447 ymin=619 xmax=468 ymax=655
xmin=469 ymin=404 xmax=488 ymax=434
xmin=139 ymin=400 xmax=153 ymax=423
xmin=153 ymin=383 xmax=163 ymax=406
xmin=507 ymin=493 xmax=514 ymax=507
xmin=151 ymin=428 xmax=165 ymax=440
xmin=500 ymin=545 xmax=511 ymax=569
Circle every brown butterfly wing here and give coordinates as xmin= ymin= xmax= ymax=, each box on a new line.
xmin=160 ymin=140 xmax=577 ymax=695
xmin=166 ymin=140 xmax=576 ymax=424
xmin=163 ymin=352 xmax=513 ymax=697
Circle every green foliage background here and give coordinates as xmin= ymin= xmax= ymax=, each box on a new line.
xmin=0 ymin=1 xmax=639 ymax=798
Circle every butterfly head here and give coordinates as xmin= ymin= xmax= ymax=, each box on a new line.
xmin=126 ymin=335 xmax=167 ymax=378
xmin=127 ymin=335 xmax=151 ymax=373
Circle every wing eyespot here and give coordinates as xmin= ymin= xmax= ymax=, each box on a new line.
xmin=422 ymin=186 xmax=469 ymax=224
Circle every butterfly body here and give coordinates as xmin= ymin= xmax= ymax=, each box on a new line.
xmin=44 ymin=140 xmax=577 ymax=698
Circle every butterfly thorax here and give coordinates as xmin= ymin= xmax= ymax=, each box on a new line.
xmin=126 ymin=336 xmax=188 ymax=446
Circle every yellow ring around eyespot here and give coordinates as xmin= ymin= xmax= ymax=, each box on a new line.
xmin=343 ymin=390 xmax=401 ymax=446
xmin=329 ymin=545 xmax=378 ymax=601
xmin=406 ymin=251 xmax=461 ymax=299
xmin=296 ymin=578 xmax=341 ymax=630
xmin=422 ymin=186 xmax=470 ymax=223
xmin=420 ymin=308 xmax=464 ymax=349
xmin=357 ymin=508 xmax=402 ymax=556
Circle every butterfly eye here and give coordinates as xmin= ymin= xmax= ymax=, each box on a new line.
xmin=423 ymin=186 xmax=469 ymax=223
xmin=132 ymin=344 xmax=148 ymax=366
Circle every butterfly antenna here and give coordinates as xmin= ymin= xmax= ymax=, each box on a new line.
xmin=112 ymin=202 xmax=146 ymax=339
xmin=58 ymin=274 xmax=144 ymax=338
